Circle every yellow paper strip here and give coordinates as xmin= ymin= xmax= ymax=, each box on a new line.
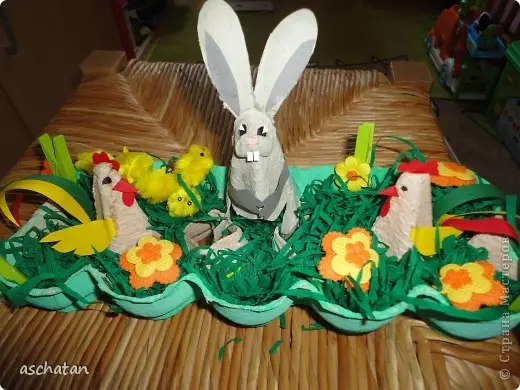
xmin=410 ymin=226 xmax=463 ymax=256
xmin=0 ymin=179 xmax=92 ymax=227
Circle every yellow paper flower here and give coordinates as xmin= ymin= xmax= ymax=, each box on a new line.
xmin=432 ymin=162 xmax=477 ymax=187
xmin=439 ymin=261 xmax=503 ymax=311
xmin=136 ymin=167 xmax=176 ymax=204
xmin=75 ymin=150 xmax=114 ymax=175
xmin=115 ymin=146 xmax=154 ymax=184
xmin=335 ymin=156 xmax=370 ymax=192
xmin=120 ymin=236 xmax=182 ymax=289
xmin=318 ymin=228 xmax=379 ymax=291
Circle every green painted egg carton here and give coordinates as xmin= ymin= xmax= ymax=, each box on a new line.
xmin=1 ymin=167 xmax=519 ymax=341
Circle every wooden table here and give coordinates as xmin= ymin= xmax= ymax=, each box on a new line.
xmin=0 ymin=54 xmax=518 ymax=389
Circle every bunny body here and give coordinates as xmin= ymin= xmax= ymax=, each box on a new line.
xmin=229 ymin=115 xmax=299 ymax=233
xmin=198 ymin=0 xmax=317 ymax=236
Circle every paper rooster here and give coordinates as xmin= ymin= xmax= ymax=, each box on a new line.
xmin=373 ymin=161 xmax=519 ymax=260
xmin=41 ymin=153 xmax=158 ymax=255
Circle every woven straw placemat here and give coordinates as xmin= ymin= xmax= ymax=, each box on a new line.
xmin=0 ymin=62 xmax=518 ymax=389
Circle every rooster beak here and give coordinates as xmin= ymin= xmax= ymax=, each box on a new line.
xmin=378 ymin=185 xmax=399 ymax=197
xmin=112 ymin=179 xmax=138 ymax=193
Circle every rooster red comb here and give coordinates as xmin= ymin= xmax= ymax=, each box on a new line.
xmin=398 ymin=159 xmax=439 ymax=175
xmin=92 ymin=152 xmax=120 ymax=171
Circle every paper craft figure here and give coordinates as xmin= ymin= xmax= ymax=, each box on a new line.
xmin=197 ymin=0 xmax=318 ymax=235
xmin=374 ymin=168 xmax=519 ymax=259
xmin=373 ymin=173 xmax=434 ymax=259
xmin=42 ymin=153 xmax=158 ymax=255
xmin=469 ymin=233 xmax=519 ymax=281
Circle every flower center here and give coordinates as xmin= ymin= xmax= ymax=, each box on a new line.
xmin=136 ymin=243 xmax=163 ymax=264
xmin=347 ymin=171 xmax=359 ymax=181
xmin=443 ymin=162 xmax=466 ymax=173
xmin=345 ymin=242 xmax=370 ymax=267
xmin=443 ymin=269 xmax=472 ymax=289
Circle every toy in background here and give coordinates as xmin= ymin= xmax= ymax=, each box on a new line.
xmin=487 ymin=40 xmax=520 ymax=121
xmin=485 ymin=40 xmax=520 ymax=165
xmin=197 ymin=0 xmax=317 ymax=237
xmin=488 ymin=0 xmax=520 ymax=43
xmin=495 ymin=98 xmax=520 ymax=163
xmin=426 ymin=2 xmax=505 ymax=100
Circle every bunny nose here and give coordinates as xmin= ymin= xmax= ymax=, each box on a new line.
xmin=244 ymin=135 xmax=259 ymax=146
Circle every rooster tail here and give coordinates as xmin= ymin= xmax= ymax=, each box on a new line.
xmin=40 ymin=219 xmax=116 ymax=256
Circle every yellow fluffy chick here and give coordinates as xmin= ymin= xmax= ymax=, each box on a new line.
xmin=136 ymin=166 xmax=176 ymax=204
xmin=167 ymin=185 xmax=201 ymax=217
xmin=75 ymin=150 xmax=114 ymax=175
xmin=172 ymin=145 xmax=214 ymax=187
xmin=116 ymin=146 xmax=154 ymax=184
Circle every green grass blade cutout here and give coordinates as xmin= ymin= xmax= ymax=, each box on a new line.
xmin=354 ymin=122 xmax=374 ymax=164
xmin=0 ymin=255 xmax=27 ymax=284
xmin=53 ymin=135 xmax=77 ymax=183
xmin=510 ymin=295 xmax=520 ymax=313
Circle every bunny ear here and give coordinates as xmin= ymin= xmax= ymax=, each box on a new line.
xmin=254 ymin=9 xmax=318 ymax=117
xmin=197 ymin=0 xmax=254 ymax=117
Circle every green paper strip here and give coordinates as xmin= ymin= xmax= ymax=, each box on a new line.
xmin=39 ymin=134 xmax=58 ymax=175
xmin=52 ymin=135 xmax=77 ymax=183
xmin=433 ymin=184 xmax=505 ymax=222
xmin=26 ymin=174 xmax=95 ymax=220
xmin=354 ymin=123 xmax=374 ymax=164
xmin=0 ymin=255 xmax=27 ymax=284
xmin=401 ymin=295 xmax=502 ymax=321
xmin=177 ymin=173 xmax=203 ymax=211
xmin=370 ymin=135 xmax=426 ymax=166
xmin=218 ymin=337 xmax=243 ymax=361
xmin=510 ymin=295 xmax=520 ymax=312
xmin=301 ymin=322 xmax=325 ymax=331
xmin=279 ymin=313 xmax=286 ymax=329
xmin=1 ymin=272 xmax=55 ymax=308
xmin=269 ymin=340 xmax=283 ymax=355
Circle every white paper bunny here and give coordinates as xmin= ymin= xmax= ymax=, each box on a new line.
xmin=198 ymin=0 xmax=318 ymax=236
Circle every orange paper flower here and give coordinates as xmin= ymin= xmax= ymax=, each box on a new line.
xmin=439 ymin=260 xmax=504 ymax=311
xmin=318 ymin=228 xmax=379 ymax=291
xmin=431 ymin=162 xmax=477 ymax=187
xmin=120 ymin=236 xmax=182 ymax=289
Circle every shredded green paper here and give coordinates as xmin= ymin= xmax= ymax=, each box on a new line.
xmin=1 ymin=145 xmax=519 ymax=321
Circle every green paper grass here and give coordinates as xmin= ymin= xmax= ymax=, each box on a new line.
xmin=279 ymin=313 xmax=286 ymax=329
xmin=269 ymin=340 xmax=283 ymax=354
xmin=218 ymin=337 xmax=243 ymax=361
xmin=0 ymin=169 xmax=226 ymax=301
xmin=301 ymin=322 xmax=325 ymax=331
xmin=1 ymin=144 xmax=519 ymax=321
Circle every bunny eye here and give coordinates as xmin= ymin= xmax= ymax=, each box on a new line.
xmin=257 ymin=126 xmax=267 ymax=136
xmin=102 ymin=177 xmax=112 ymax=185
xmin=238 ymin=124 xmax=247 ymax=137
xmin=187 ymin=201 xmax=193 ymax=206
